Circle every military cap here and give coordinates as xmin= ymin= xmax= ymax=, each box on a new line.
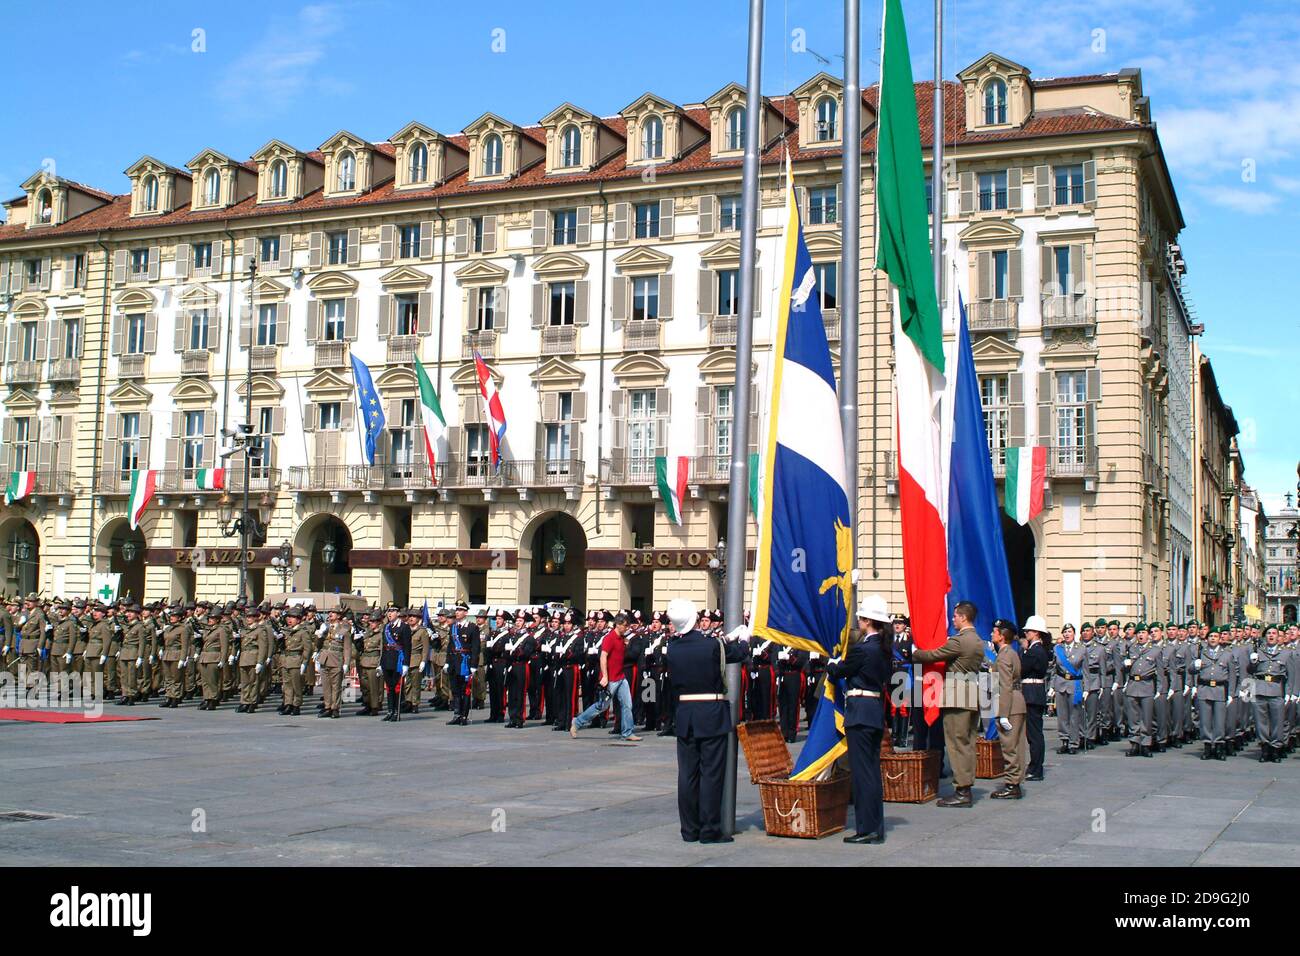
xmin=1094 ymin=617 xmax=1108 ymax=628
xmin=455 ymin=600 xmax=469 ymax=610
xmin=1149 ymin=621 xmax=1164 ymax=629
xmin=1135 ymin=622 xmax=1148 ymax=632
xmin=475 ymin=607 xmax=488 ymax=618
xmin=285 ymin=605 xmax=303 ymax=618
xmin=436 ymin=606 xmax=450 ymax=617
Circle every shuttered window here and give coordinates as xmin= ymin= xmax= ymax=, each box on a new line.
xmin=980 ymin=375 xmax=1009 ymax=469
xmin=259 ymin=236 xmax=280 ymax=264
xmin=327 ymin=232 xmax=348 ymax=265
xmin=471 ymin=217 xmax=486 ymax=252
xmin=193 ymin=242 xmax=212 ymax=271
xmin=183 ymin=411 xmax=205 ymax=473
xmin=717 ymin=269 xmax=740 ymax=316
xmin=642 ymin=116 xmax=664 ymax=159
xmin=815 ymin=262 xmax=838 ymax=311
xmin=250 ymin=407 xmax=274 ymax=478
xmin=319 ymin=402 xmax=341 ymax=431
xmin=188 ymin=310 xmax=210 ymax=350
xmin=399 ymin=224 xmax=421 ymax=259
xmin=549 ymin=281 xmax=576 ymax=325
xmin=632 ymin=276 xmax=659 ymax=321
xmin=255 ymin=304 xmax=277 ymax=346
xmin=396 ymin=295 xmax=420 ymax=335
xmin=475 ymin=287 xmax=497 ymax=331
xmin=130 ymin=249 xmax=149 ymax=277
xmin=125 ymin=314 xmax=147 ymax=354
xmin=1055 ymin=371 xmax=1088 ymax=463
xmin=63 ymin=318 xmax=81 ymax=359
xmin=978 ymin=171 xmax=1008 ymax=211
xmin=714 ymin=386 xmax=733 ymax=458
xmin=544 ymin=393 xmax=574 ymax=471
xmin=1054 ymin=164 xmax=1085 ymax=205
xmin=482 ymin=134 xmax=503 ymax=176
xmin=984 ymin=80 xmax=1007 ymax=125
xmin=323 ymin=300 xmax=346 ymax=341
xmin=552 ymin=209 xmax=578 ymax=245
xmin=466 ymin=425 xmax=490 ymax=474
xmin=119 ymin=413 xmax=140 ymax=478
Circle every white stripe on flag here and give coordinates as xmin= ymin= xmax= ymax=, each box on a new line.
xmin=775 ymin=360 xmax=847 ymax=498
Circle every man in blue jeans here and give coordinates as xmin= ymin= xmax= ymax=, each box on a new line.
xmin=570 ymin=613 xmax=641 ymax=742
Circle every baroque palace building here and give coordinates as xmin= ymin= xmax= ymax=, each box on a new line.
xmin=0 ymin=53 xmax=1204 ymax=624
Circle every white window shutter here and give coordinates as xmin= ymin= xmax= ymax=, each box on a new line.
xmin=481 ymin=215 xmax=498 ymax=254
xmin=658 ymin=274 xmax=674 ymax=320
xmin=379 ymin=224 xmax=395 ymax=264
xmin=698 ymin=195 xmax=715 ymax=237
xmin=531 ymin=283 xmax=545 ymax=329
xmin=1034 ymin=165 xmax=1051 ymax=209
xmin=659 ymin=198 xmax=675 ymax=238
xmin=958 ymin=172 xmax=974 ymax=215
xmin=454 ymin=218 xmax=468 ymax=256
xmin=494 ymin=287 xmax=509 ymax=332
xmin=611 ymin=277 xmax=628 ymax=322
xmin=1008 ymin=248 xmax=1023 ymax=300
xmin=1007 ymin=167 xmax=1022 ymax=211
xmin=531 ymin=210 xmax=548 ymax=249
xmin=344 ymin=297 xmax=359 ymax=340
xmin=1082 ymin=160 xmax=1097 ymax=205
xmin=613 ymin=203 xmax=629 ymax=242
xmin=278 ymin=234 xmax=293 ymax=271
xmin=576 ymin=206 xmax=591 ymax=245
xmin=147 ymin=246 xmax=161 ymax=281
xmin=175 ymin=243 xmax=191 ymax=278
xmin=309 ymin=232 xmax=323 ymax=269
xmin=698 ymin=268 xmax=715 ymax=318
xmin=346 ymin=227 xmax=360 ymax=266
xmin=377 ymin=295 xmax=392 ymax=339
xmin=211 ymin=239 xmax=224 ymax=276
xmin=419 ymin=220 xmax=434 ymax=258
xmin=574 ymin=279 xmax=589 ymax=326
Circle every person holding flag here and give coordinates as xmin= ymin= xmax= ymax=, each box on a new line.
xmin=913 ymin=601 xmax=987 ymax=807
xmin=825 ymin=596 xmax=894 ymax=844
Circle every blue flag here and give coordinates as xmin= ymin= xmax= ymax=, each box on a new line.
xmin=421 ymin=601 xmax=431 ymax=629
xmin=350 ymin=353 xmax=386 ymax=466
xmin=751 ymin=179 xmax=853 ymax=781
xmin=945 ymin=295 xmax=1018 ymax=738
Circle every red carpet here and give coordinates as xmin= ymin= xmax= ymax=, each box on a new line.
xmin=0 ymin=709 xmax=159 ymax=724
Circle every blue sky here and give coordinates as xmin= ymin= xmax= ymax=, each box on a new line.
xmin=1 ymin=0 xmax=1294 ymax=508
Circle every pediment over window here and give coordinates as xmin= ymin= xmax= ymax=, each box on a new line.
xmin=179 ymin=284 xmax=220 ymax=306
xmin=170 ymin=377 xmax=218 ymax=406
xmin=375 ymin=366 xmax=416 ymax=393
xmin=529 ymin=357 xmax=584 ymax=391
xmin=235 ymin=374 xmax=285 ymax=402
xmin=958 ymin=219 xmax=1023 ymax=246
xmin=699 ymin=238 xmax=757 ymax=266
xmin=107 ymin=381 xmax=152 ymax=408
xmin=614 ymin=246 xmax=672 ymax=274
xmin=970 ymin=335 xmax=1024 ymax=373
xmin=253 ymin=276 xmax=291 ymax=301
xmin=379 ymin=265 xmax=432 ymax=291
xmin=113 ymin=288 xmax=156 ymax=310
xmin=10 ymin=297 xmax=46 ymax=320
xmin=611 ymin=353 xmax=669 ymax=390
xmin=451 ymin=359 xmax=502 ymax=390
xmin=306 ymin=271 xmax=359 ymax=295
xmin=3 ymin=387 xmax=40 ymax=412
xmin=532 ymin=252 xmax=589 ymax=280
xmin=304 ymin=368 xmax=353 ymax=398
xmin=454 ymin=259 xmax=510 ymax=284
xmin=697 ymin=349 xmax=756 ymax=386
xmin=804 ymin=232 xmax=842 ymax=257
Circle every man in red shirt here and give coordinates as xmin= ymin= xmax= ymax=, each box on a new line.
xmin=569 ymin=614 xmax=640 ymax=742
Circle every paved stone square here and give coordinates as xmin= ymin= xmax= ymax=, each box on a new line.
xmin=2 ymin=704 xmax=1296 ymax=866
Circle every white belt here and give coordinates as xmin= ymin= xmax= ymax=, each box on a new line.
xmin=845 ymin=689 xmax=880 ymax=698
xmin=1022 ymin=678 xmax=1045 ymax=684
xmin=679 ymin=693 xmax=725 ymax=701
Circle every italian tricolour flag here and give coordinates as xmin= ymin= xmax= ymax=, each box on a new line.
xmin=4 ymin=471 xmax=35 ymax=506
xmin=1004 ymin=446 xmax=1046 ymax=525
xmin=414 ymin=359 xmax=447 ymax=468
xmin=877 ymin=0 xmax=950 ymax=724
xmin=655 ymin=453 xmax=689 ymax=526
xmin=127 ymin=469 xmax=157 ymax=531
xmin=196 ymin=468 xmax=225 ymax=491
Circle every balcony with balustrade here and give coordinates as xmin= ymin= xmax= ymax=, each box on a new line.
xmin=386 ymin=334 xmax=421 ymax=365
xmin=117 ymin=353 xmax=147 ymax=379
xmin=250 ymin=346 xmax=278 ymax=373
xmin=822 ymin=309 xmax=841 ymax=343
xmin=1046 ymin=443 xmax=1099 ymax=480
xmin=623 ymin=319 xmax=662 ymax=352
xmin=314 ymin=341 xmax=349 ymax=368
xmin=4 ymin=360 xmax=40 ymax=386
xmin=709 ymin=315 xmax=738 ymax=348
xmin=462 ymin=329 xmax=497 ymax=360
xmin=540 ymin=325 xmax=577 ymax=357
xmin=180 ymin=350 xmax=210 ymax=377
xmin=967 ymin=299 xmax=1019 ymax=335
xmin=47 ymin=358 xmax=80 ymax=386
xmin=1041 ymin=294 xmax=1095 ymax=334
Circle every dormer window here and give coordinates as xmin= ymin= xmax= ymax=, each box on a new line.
xmin=270 ymin=160 xmax=288 ymax=198
xmin=409 ymin=142 xmax=428 ymax=184
xmin=560 ymin=125 xmax=582 ymax=167
xmin=984 ymin=79 xmax=1008 ymax=125
xmin=482 ymin=134 xmax=503 ymax=176
xmin=642 ymin=116 xmax=664 ymax=159
xmin=336 ymin=151 xmax=356 ymax=191
xmin=143 ymin=175 xmax=159 ymax=212
xmin=815 ymin=97 xmax=838 ymax=141
xmin=725 ymin=107 xmax=745 ymax=151
xmin=36 ymin=189 xmax=53 ymax=224
xmin=203 ymin=168 xmax=220 ymax=205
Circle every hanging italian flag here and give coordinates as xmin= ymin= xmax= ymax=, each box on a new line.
xmin=4 ymin=471 xmax=36 ymax=506
xmin=414 ymin=359 xmax=447 ymax=468
xmin=877 ymin=0 xmax=949 ymax=723
xmin=655 ymin=454 xmax=689 ymax=526
xmin=195 ymin=467 xmax=225 ymax=491
xmin=127 ymin=469 xmax=157 ymax=531
xmin=1004 ymin=446 xmax=1046 ymax=525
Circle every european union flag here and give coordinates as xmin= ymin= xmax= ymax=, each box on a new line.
xmin=350 ymin=353 xmax=386 ymax=466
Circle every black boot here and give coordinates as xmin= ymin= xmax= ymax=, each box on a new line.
xmin=1126 ymin=742 xmax=1140 ymax=756
xmin=936 ymin=786 xmax=973 ymax=808
xmin=990 ymin=783 xmax=1022 ymax=800
xmin=1201 ymin=743 xmax=1213 ymax=760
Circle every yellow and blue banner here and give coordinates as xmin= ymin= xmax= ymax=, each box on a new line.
xmin=751 ymin=175 xmax=853 ymax=781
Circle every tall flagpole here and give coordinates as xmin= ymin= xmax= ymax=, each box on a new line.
xmin=932 ymin=0 xmax=944 ymax=303
xmin=841 ymin=0 xmax=860 ymax=561
xmin=722 ymin=0 xmax=764 ymax=838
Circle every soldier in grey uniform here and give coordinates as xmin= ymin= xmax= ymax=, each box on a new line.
xmin=1181 ymin=622 xmax=1201 ymax=741
xmin=1191 ymin=628 xmax=1233 ymax=760
xmin=1227 ymin=629 xmax=1252 ymax=754
xmin=1080 ymin=622 xmax=1109 ymax=748
xmin=1108 ymin=621 xmax=1127 ymax=739
xmin=1167 ymin=623 xmax=1190 ymax=748
xmin=1050 ymin=623 xmax=1085 ymax=754
xmin=1250 ymin=625 xmax=1296 ymax=762
xmin=1123 ymin=624 xmax=1161 ymax=757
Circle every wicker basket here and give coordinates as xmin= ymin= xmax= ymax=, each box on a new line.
xmin=881 ymin=747 xmax=941 ymax=803
xmin=976 ymin=736 xmax=1006 ymax=779
xmin=737 ymin=720 xmax=850 ymax=839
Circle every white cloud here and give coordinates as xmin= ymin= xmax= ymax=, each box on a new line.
xmin=216 ymin=4 xmax=351 ymax=120
xmin=1196 ymin=185 xmax=1283 ymax=215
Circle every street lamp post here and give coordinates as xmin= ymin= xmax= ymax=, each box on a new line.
xmin=270 ymin=540 xmax=300 ymax=593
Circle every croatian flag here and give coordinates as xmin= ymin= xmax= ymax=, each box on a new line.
xmin=473 ymin=350 xmax=507 ymax=469
xmin=751 ymin=169 xmax=853 ymax=782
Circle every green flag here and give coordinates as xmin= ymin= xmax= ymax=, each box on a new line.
xmin=875 ymin=0 xmax=944 ymax=373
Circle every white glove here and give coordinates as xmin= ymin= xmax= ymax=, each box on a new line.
xmin=1111 ymin=682 xmax=1118 ymax=692
xmin=998 ymin=717 xmax=1012 ymax=733
xmin=470 ymin=668 xmax=477 ymax=676
xmin=1166 ymin=688 xmax=1173 ymax=699
xmin=419 ymin=661 xmax=427 ymax=674
xmin=135 ymin=657 xmax=143 ymax=668
xmin=179 ymin=659 xmax=187 ymax=669
xmin=1238 ymin=689 xmax=1248 ymax=700
xmin=1047 ymin=688 xmax=1055 ymax=699
xmin=299 ymin=663 xmax=306 ymax=675
xmin=64 ymin=652 xmax=72 ymax=664
xmin=726 ymin=625 xmax=750 ymax=643
xmin=255 ymin=663 xmax=264 ymax=674
xmin=809 ymin=652 xmax=820 ymax=660
xmin=99 ymin=655 xmax=107 ymax=665
xmin=374 ymin=667 xmax=383 ymax=677
xmin=442 ymin=664 xmax=449 ymax=672
xmin=149 ymin=654 xmax=157 ymax=664
xmin=1250 ymin=652 xmax=1258 ymax=662
xmin=1082 ymin=690 xmax=1090 ymax=700
xmin=1194 ymin=658 xmax=1203 ymax=669
xmin=401 ymin=665 xmax=409 ymax=677
xmin=0 ymin=645 xmax=7 ymax=655
xmin=778 ymin=649 xmax=790 ymax=661
xmin=826 ymin=657 xmax=841 ymax=667
xmin=311 ymin=653 xmax=320 ymax=665
xmin=265 ymin=657 xmax=271 ymax=666
xmin=1123 ymin=659 xmax=1132 ymax=668
xmin=1191 ymin=687 xmax=1198 ymax=698
xmin=227 ymin=655 xmax=236 ymax=665
xmin=750 ymin=647 xmax=761 ymax=659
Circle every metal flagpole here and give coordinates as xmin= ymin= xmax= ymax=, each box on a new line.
xmin=932 ymin=0 xmax=944 ymax=303
xmin=722 ymin=0 xmax=764 ymax=838
xmin=841 ymin=0 xmax=860 ymax=558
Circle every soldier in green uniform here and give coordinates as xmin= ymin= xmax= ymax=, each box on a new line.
xmin=358 ymin=610 xmax=384 ymax=716
xmin=50 ymin=602 xmax=78 ymax=683
xmin=300 ymin=602 xmax=318 ymax=700
xmin=278 ymin=606 xmax=314 ymax=716
xmin=316 ymin=607 xmax=353 ymax=719
xmin=183 ymin=602 xmax=203 ymax=699
xmin=83 ymin=604 xmax=114 ymax=702
xmin=0 ymin=596 xmax=16 ymax=675
xmin=255 ymin=604 xmax=276 ymax=704
xmin=404 ymin=608 xmax=428 ymax=714
xmin=115 ymin=605 xmax=147 ymax=705
xmin=17 ymin=594 xmax=49 ymax=687
xmin=430 ymin=608 xmax=450 ymax=709
xmin=237 ymin=607 xmax=273 ymax=713
xmin=198 ymin=606 xmax=232 ymax=710
xmin=159 ymin=605 xmax=192 ymax=707
xmin=140 ymin=604 xmax=161 ymax=697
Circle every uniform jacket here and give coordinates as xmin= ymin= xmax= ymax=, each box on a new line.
xmin=199 ymin=623 xmax=231 ymax=664
xmin=1249 ymin=645 xmax=1295 ymax=699
xmin=1020 ymin=640 xmax=1049 ymax=706
xmin=448 ymin=621 xmax=481 ymax=674
xmin=666 ymin=629 xmax=747 ymax=740
xmin=826 ymin=632 xmax=889 ymax=730
xmin=161 ymin=623 xmax=191 ymax=662
xmin=1192 ymin=646 xmax=1234 ymax=701
xmin=237 ymin=623 xmax=272 ymax=667
xmin=912 ymin=626 xmax=985 ymax=710
xmin=1124 ymin=642 xmax=1162 ymax=698
xmin=996 ymin=644 xmax=1026 ymax=718
xmin=318 ymin=621 xmax=353 ymax=670
xmin=1080 ymin=639 xmax=1108 ymax=692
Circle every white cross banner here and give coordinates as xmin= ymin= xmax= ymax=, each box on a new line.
xmin=91 ymin=573 xmax=121 ymax=603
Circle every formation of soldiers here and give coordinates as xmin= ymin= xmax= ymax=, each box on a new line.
xmin=4 ymin=590 xmax=1297 ymax=766
xmin=884 ymin=614 xmax=1300 ymax=764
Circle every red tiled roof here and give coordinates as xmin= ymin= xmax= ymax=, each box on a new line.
xmin=1034 ymin=74 xmax=1120 ymax=88
xmin=0 ymin=77 xmax=1146 ymax=246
